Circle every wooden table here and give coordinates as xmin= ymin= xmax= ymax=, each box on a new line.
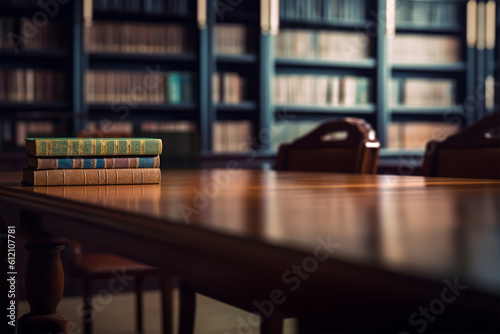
xmin=1 ymin=170 xmax=499 ymax=333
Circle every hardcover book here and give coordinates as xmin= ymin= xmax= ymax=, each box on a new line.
xmin=23 ymin=168 xmax=161 ymax=186
xmin=28 ymin=156 xmax=160 ymax=169
xmin=25 ymin=138 xmax=162 ymax=157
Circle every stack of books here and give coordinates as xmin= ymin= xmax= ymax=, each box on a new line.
xmin=22 ymin=138 xmax=162 ymax=186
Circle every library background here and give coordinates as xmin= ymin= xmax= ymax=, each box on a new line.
xmin=0 ymin=0 xmax=498 ymax=172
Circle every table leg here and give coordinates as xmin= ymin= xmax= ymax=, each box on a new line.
xmin=17 ymin=211 xmax=68 ymax=334
xmin=178 ymin=280 xmax=196 ymax=334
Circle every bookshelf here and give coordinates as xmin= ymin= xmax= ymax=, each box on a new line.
xmin=0 ymin=0 xmax=497 ymax=172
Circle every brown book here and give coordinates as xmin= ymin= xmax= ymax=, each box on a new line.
xmin=28 ymin=156 xmax=160 ymax=169
xmin=23 ymin=168 xmax=161 ymax=186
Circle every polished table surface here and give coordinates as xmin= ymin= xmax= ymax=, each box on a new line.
xmin=1 ymin=170 xmax=499 ymax=333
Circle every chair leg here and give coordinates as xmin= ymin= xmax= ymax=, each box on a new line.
xmin=83 ymin=280 xmax=93 ymax=334
xmin=135 ymin=277 xmax=144 ymax=334
xmin=160 ymin=275 xmax=174 ymax=334
xmin=178 ymin=280 xmax=196 ymax=334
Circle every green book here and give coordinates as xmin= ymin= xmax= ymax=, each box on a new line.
xmin=168 ymin=72 xmax=182 ymax=103
xmin=25 ymin=138 xmax=162 ymax=157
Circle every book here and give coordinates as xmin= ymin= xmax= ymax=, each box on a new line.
xmin=0 ymin=69 xmax=66 ymax=102
xmin=85 ymin=71 xmax=193 ymax=104
xmin=276 ymin=29 xmax=370 ymax=61
xmin=28 ymin=156 xmax=160 ymax=170
xmin=25 ymin=138 xmax=163 ymax=157
xmin=213 ymin=72 xmax=246 ymax=103
xmin=22 ymin=168 xmax=161 ymax=186
xmin=396 ymin=1 xmax=460 ymax=29
xmin=403 ymin=79 xmax=456 ymax=107
xmin=213 ymin=121 xmax=252 ymax=153
xmin=215 ymin=24 xmax=249 ymax=55
xmin=279 ymin=0 xmax=366 ymax=23
xmin=392 ymin=35 xmax=461 ymax=64
xmin=274 ymin=74 xmax=371 ymax=106
xmin=387 ymin=122 xmax=459 ymax=149
xmin=86 ymin=22 xmax=191 ymax=54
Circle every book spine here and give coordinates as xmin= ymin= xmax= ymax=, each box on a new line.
xmin=24 ymin=168 xmax=161 ymax=186
xmin=32 ymin=156 xmax=160 ymax=169
xmin=29 ymin=138 xmax=162 ymax=157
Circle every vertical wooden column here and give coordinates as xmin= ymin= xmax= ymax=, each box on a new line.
xmin=17 ymin=211 xmax=68 ymax=334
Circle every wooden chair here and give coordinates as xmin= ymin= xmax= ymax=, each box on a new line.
xmin=422 ymin=113 xmax=500 ymax=179
xmin=274 ymin=118 xmax=380 ymax=173
xmin=68 ymin=242 xmax=174 ymax=334
xmin=68 ymin=130 xmax=174 ymax=334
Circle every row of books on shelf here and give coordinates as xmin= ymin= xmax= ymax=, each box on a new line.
xmin=276 ymin=29 xmax=370 ymax=61
xmin=213 ymin=121 xmax=253 ymax=153
xmin=280 ymin=0 xmax=366 ymax=23
xmin=213 ymin=73 xmax=247 ymax=104
xmin=0 ymin=70 xmax=66 ymax=102
xmin=85 ymin=71 xmax=195 ymax=104
xmin=86 ymin=22 xmax=190 ymax=54
xmin=274 ymin=75 xmax=371 ymax=106
xmin=215 ymin=25 xmax=250 ymax=55
xmin=390 ymin=78 xmax=456 ymax=108
xmin=0 ymin=19 xmax=64 ymax=51
xmin=2 ymin=120 xmax=468 ymax=156
xmin=93 ymin=0 xmax=189 ymax=15
xmin=10 ymin=120 xmax=197 ymax=147
xmin=392 ymin=35 xmax=461 ymax=64
xmin=395 ymin=0 xmax=461 ymax=28
xmin=387 ymin=122 xmax=459 ymax=149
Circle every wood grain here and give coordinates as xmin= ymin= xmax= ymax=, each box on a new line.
xmin=1 ymin=170 xmax=499 ymax=333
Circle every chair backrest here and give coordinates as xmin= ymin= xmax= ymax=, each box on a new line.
xmin=422 ymin=113 xmax=500 ymax=179
xmin=274 ymin=118 xmax=380 ymax=174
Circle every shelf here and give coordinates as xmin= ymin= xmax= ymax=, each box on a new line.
xmin=88 ymin=52 xmax=197 ymax=62
xmin=280 ymin=19 xmax=367 ymax=31
xmin=276 ymin=57 xmax=376 ymax=70
xmin=391 ymin=106 xmax=465 ymax=122
xmin=216 ymin=54 xmax=258 ymax=64
xmin=379 ymin=148 xmax=425 ymax=157
xmin=0 ymin=101 xmax=70 ymax=112
xmin=202 ymin=151 xmax=276 ymax=159
xmin=391 ymin=63 xmax=466 ymax=72
xmin=216 ymin=102 xmax=257 ymax=112
xmin=391 ymin=106 xmax=463 ymax=115
xmin=396 ymin=23 xmax=463 ymax=35
xmin=274 ymin=104 xmax=375 ymax=114
xmin=0 ymin=49 xmax=70 ymax=60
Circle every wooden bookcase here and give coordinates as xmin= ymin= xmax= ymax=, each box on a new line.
xmin=0 ymin=0 xmax=497 ymax=171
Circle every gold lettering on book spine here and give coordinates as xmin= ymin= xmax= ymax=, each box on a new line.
xmin=127 ymin=140 xmax=131 ymax=154
xmin=101 ymin=140 xmax=106 ymax=155
xmin=140 ymin=139 xmax=145 ymax=154
xmin=114 ymin=140 xmax=119 ymax=155
xmin=91 ymin=140 xmax=96 ymax=155
xmin=68 ymin=140 xmax=72 ymax=156
xmin=79 ymin=140 xmax=84 ymax=155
